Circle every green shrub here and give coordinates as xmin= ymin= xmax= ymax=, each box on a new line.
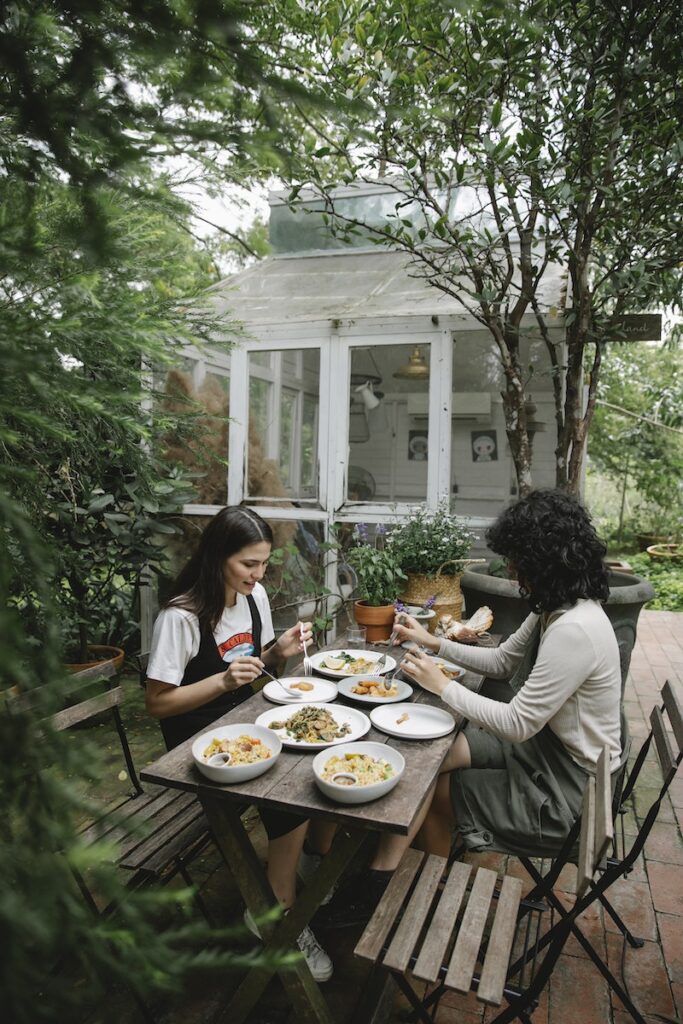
xmin=623 ymin=553 xmax=683 ymax=612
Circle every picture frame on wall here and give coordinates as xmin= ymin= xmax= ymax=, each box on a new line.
xmin=408 ymin=429 xmax=428 ymax=461
xmin=471 ymin=430 xmax=498 ymax=462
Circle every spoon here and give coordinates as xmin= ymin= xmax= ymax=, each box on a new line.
xmin=260 ymin=666 xmax=305 ymax=698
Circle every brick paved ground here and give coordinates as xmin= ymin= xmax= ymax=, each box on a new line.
xmin=107 ymin=609 xmax=683 ymax=1024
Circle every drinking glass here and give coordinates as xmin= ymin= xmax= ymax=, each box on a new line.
xmin=346 ymin=626 xmax=367 ymax=646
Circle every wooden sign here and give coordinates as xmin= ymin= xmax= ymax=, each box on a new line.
xmin=608 ymin=314 xmax=662 ymax=342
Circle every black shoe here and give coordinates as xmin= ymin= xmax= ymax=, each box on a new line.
xmin=314 ymin=870 xmax=391 ymax=929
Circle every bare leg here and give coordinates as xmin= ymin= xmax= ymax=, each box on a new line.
xmin=266 ymin=821 xmax=308 ymax=908
xmin=370 ymin=732 xmax=472 ymax=871
xmin=308 ymin=818 xmax=337 ymax=856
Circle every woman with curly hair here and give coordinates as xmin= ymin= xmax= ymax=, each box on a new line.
xmin=319 ymin=490 xmax=621 ymax=926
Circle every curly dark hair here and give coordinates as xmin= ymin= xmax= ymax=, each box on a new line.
xmin=485 ymin=489 xmax=609 ymax=613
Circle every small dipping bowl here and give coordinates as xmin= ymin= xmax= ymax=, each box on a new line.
xmin=207 ymin=752 xmax=232 ymax=768
xmin=330 ymin=772 xmax=358 ymax=787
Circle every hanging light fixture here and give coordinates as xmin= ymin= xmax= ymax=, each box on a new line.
xmin=350 ymin=347 xmax=383 ymax=388
xmin=393 ymin=345 xmax=429 ymax=381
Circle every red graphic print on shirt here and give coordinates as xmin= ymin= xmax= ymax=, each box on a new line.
xmin=217 ymin=632 xmax=255 ymax=663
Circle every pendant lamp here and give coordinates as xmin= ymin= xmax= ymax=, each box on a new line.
xmin=393 ymin=346 xmax=429 ymax=380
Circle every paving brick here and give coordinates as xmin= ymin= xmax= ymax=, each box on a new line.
xmin=547 ymin=950 xmax=611 ymax=1024
xmin=642 ymin=821 xmax=683 ymax=866
xmin=647 ymin=861 xmax=683 ymax=916
xmin=658 ymin=912 xmax=683 ymax=985
xmin=673 ymin=981 xmax=683 ymax=1021
xmin=606 ymin=932 xmax=676 ymax=1019
xmin=553 ymin=890 xmax=606 ymax=959
xmin=634 ymin=787 xmax=676 ymax=824
xmin=602 ymin=878 xmax=658 ymax=942
xmin=669 ymin=778 xmax=683 ymax=809
xmin=433 ymin=1005 xmax=483 ymax=1022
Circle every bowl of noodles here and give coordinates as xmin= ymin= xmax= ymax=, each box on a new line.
xmin=192 ymin=724 xmax=282 ymax=783
xmin=311 ymin=741 xmax=405 ymax=804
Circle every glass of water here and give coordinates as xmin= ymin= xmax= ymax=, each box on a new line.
xmin=346 ymin=626 xmax=367 ymax=646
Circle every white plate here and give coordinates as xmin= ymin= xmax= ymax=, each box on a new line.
xmin=310 ymin=649 xmax=396 ymax=679
xmin=255 ymin=702 xmax=371 ymax=750
xmin=370 ymin=703 xmax=456 ymax=740
xmin=262 ymin=677 xmax=338 ymax=705
xmin=429 ymin=658 xmax=466 ymax=682
xmin=337 ymin=675 xmax=413 ymax=705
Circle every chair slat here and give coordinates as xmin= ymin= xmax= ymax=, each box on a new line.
xmin=383 ymin=854 xmax=446 ymax=973
xmin=10 ymin=661 xmax=119 ymax=715
xmin=354 ymin=848 xmax=424 ymax=962
xmin=651 ymin=705 xmax=677 ymax=780
xmin=115 ymin=792 xmax=198 ymax=861
xmin=662 ymin=680 xmax=683 ymax=757
xmin=52 ymin=686 xmax=124 ymax=730
xmin=413 ymin=861 xmax=472 ymax=983
xmin=477 ymin=874 xmax=524 ymax=1006
xmin=120 ymin=802 xmax=205 ymax=871
xmin=445 ymin=866 xmax=497 ymax=993
xmin=576 ymin=777 xmax=596 ymax=899
xmin=595 ymin=745 xmax=614 ymax=865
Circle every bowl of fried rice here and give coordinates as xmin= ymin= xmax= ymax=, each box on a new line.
xmin=312 ymin=741 xmax=405 ymax=804
xmin=192 ymin=724 xmax=282 ymax=783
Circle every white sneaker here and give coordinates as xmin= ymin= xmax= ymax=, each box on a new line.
xmin=297 ymin=849 xmax=337 ymax=905
xmin=243 ymin=909 xmax=333 ymax=983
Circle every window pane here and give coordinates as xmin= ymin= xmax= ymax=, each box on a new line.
xmin=450 ymin=332 xmax=556 ymax=517
xmin=160 ymin=362 xmax=229 ymax=505
xmin=347 ymin=343 xmax=430 ymax=503
xmin=247 ymin=348 xmax=320 ymax=502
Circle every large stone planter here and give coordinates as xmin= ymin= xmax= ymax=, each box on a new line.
xmin=461 ymin=565 xmax=655 ymax=686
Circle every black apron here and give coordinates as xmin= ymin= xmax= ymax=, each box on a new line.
xmin=160 ymin=594 xmax=262 ymax=751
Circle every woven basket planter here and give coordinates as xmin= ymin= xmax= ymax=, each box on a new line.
xmin=400 ymin=559 xmax=486 ymax=630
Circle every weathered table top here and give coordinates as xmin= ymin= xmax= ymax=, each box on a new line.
xmin=141 ymin=640 xmax=487 ymax=836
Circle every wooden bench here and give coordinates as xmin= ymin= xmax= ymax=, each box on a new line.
xmin=18 ymin=659 xmax=214 ymax=919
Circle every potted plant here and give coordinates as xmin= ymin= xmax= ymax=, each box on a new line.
xmin=386 ymin=504 xmax=480 ymax=623
xmin=347 ymin=524 xmax=406 ymax=641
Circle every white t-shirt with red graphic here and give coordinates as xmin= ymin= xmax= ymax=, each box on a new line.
xmin=146 ymin=583 xmax=275 ymax=686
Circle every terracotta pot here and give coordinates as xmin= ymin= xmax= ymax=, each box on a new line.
xmin=66 ymin=644 xmax=125 ymax=674
xmin=646 ymin=543 xmax=683 ymax=563
xmin=353 ymin=601 xmax=395 ymax=642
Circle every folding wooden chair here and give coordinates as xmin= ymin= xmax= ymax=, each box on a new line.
xmin=355 ymin=745 xmax=616 ymax=1023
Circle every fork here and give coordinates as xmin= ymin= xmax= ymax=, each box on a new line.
xmin=301 ymin=623 xmax=313 ymax=677
xmin=374 ymin=621 xmax=403 ymax=688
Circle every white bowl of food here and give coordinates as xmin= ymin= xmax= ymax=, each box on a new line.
xmin=312 ymin=741 xmax=405 ymax=804
xmin=192 ymin=723 xmax=282 ymax=784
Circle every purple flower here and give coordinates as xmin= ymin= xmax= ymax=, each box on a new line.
xmin=354 ymin=522 xmax=369 ymax=543
xmin=376 ymin=522 xmax=386 ymax=536
xmin=395 ymin=600 xmax=406 ymax=612
xmin=422 ymin=595 xmax=436 ymax=610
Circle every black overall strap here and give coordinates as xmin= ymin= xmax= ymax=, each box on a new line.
xmin=160 ymin=597 xmax=264 ymax=750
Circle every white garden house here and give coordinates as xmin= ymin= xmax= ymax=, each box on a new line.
xmin=162 ymin=181 xmax=569 ymax=634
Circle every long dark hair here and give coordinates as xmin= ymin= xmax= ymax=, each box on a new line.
xmin=485 ymin=489 xmax=609 ymax=614
xmin=167 ymin=506 xmax=273 ymax=632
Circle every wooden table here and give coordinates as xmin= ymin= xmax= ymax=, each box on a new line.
xmin=141 ymin=639 xmax=488 ymax=1024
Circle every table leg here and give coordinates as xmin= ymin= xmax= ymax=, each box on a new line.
xmin=200 ymin=794 xmax=367 ymax=1024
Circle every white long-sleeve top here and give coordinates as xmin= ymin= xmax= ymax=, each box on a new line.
xmin=438 ymin=599 xmax=622 ymax=772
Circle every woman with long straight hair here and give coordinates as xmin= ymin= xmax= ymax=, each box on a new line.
xmin=145 ymin=505 xmax=333 ymax=981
